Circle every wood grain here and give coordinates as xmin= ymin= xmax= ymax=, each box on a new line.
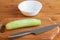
xmin=0 ymin=0 xmax=60 ymax=40
xmin=0 ymin=17 xmax=59 ymax=40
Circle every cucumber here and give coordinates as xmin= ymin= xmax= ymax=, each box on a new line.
xmin=6 ymin=18 xmax=41 ymax=30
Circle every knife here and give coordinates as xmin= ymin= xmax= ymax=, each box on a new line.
xmin=8 ymin=24 xmax=58 ymax=38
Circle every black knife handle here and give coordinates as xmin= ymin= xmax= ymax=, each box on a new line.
xmin=8 ymin=31 xmax=32 ymax=38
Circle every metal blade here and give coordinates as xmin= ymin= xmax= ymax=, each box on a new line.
xmin=8 ymin=24 xmax=58 ymax=38
xmin=31 ymin=24 xmax=58 ymax=34
xmin=8 ymin=31 xmax=32 ymax=38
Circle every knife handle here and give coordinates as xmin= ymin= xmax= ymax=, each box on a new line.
xmin=8 ymin=31 xmax=32 ymax=38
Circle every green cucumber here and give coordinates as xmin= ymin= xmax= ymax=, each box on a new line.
xmin=6 ymin=18 xmax=41 ymax=30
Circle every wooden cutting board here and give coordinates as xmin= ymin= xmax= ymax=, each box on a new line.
xmin=0 ymin=0 xmax=60 ymax=40
xmin=0 ymin=17 xmax=59 ymax=40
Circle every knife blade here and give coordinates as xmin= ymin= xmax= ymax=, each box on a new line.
xmin=8 ymin=24 xmax=58 ymax=38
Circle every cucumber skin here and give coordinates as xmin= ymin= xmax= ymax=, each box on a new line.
xmin=6 ymin=19 xmax=41 ymax=30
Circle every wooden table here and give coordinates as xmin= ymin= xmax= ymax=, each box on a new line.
xmin=0 ymin=0 xmax=60 ymax=40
